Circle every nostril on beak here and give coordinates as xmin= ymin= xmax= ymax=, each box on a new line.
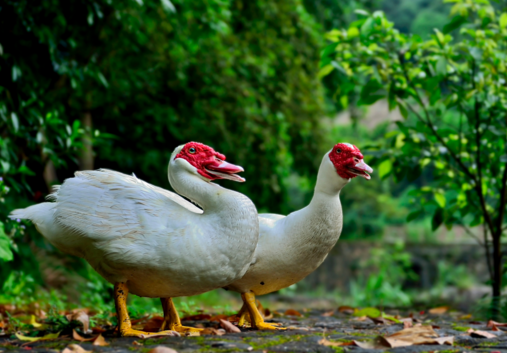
xmin=354 ymin=157 xmax=360 ymax=163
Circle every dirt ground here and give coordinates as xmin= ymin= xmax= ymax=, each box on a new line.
xmin=2 ymin=309 xmax=507 ymax=353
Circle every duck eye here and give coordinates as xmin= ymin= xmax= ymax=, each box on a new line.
xmin=189 ymin=147 xmax=196 ymax=154
xmin=336 ymin=148 xmax=342 ymax=153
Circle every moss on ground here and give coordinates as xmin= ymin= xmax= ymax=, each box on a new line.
xmin=477 ymin=341 xmax=500 ymax=347
xmin=142 ymin=337 xmax=170 ymax=345
xmin=451 ymin=324 xmax=471 ymax=332
xmin=245 ymin=334 xmax=303 ymax=350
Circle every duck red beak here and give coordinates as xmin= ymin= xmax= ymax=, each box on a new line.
xmin=206 ymin=159 xmax=246 ymax=182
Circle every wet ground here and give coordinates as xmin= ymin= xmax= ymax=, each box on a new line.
xmin=1 ymin=309 xmax=506 ymax=353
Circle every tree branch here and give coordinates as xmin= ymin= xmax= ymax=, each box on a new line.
xmin=397 ymin=54 xmax=477 ymax=183
xmin=482 ymin=227 xmax=494 ymax=282
xmin=495 ymin=162 xmax=507 ymax=237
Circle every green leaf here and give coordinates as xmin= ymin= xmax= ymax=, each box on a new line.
xmin=317 ymin=64 xmax=334 ymax=79
xmin=17 ymin=165 xmax=36 ymax=176
xmin=161 ymin=0 xmax=176 ymax=13
xmin=354 ymin=307 xmax=381 ymax=318
xmin=347 ymin=27 xmax=360 ymax=38
xmin=360 ymin=17 xmax=375 ymax=38
xmin=97 ymin=72 xmax=109 ymax=88
xmin=378 ymin=159 xmax=392 ymax=179
xmin=354 ymin=9 xmax=370 ymax=16
xmin=340 ymin=95 xmax=348 ymax=109
xmin=11 ymin=113 xmax=19 ymax=132
xmin=434 ymin=29 xmax=445 ymax=45
xmin=398 ymin=103 xmax=409 ymax=119
xmin=500 ymin=13 xmax=507 ymax=28
xmin=443 ymin=15 xmax=467 ymax=34
xmin=0 ymin=223 xmax=13 ymax=262
xmin=436 ymin=56 xmax=447 ymax=76
xmin=321 ymin=43 xmax=338 ymax=58
xmin=432 ymin=208 xmax=444 ymax=230
xmin=382 ymin=313 xmax=401 ymax=323
xmin=358 ymin=79 xmax=384 ymax=105
xmin=407 ymin=210 xmax=422 ymax=222
xmin=434 ymin=193 xmax=446 ymax=208
xmin=15 ymin=331 xmax=60 ymax=342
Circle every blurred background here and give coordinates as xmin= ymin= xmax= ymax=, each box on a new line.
xmin=1 ymin=0 xmax=505 ymax=319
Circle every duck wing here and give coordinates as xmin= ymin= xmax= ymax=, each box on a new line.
xmin=50 ymin=169 xmax=202 ymax=241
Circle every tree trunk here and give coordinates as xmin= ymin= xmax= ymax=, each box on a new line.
xmin=43 ymin=159 xmax=58 ymax=192
xmin=492 ymin=230 xmax=502 ymax=318
xmin=79 ymin=110 xmax=94 ymax=170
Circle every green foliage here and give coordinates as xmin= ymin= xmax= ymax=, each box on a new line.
xmin=322 ymin=0 xmax=507 ymax=303
xmin=0 ymin=0 xmax=327 ymax=295
xmin=1 ymin=0 xmax=327 ymax=210
xmin=380 ymin=0 xmax=451 ymax=37
xmin=349 ymin=241 xmax=417 ymax=307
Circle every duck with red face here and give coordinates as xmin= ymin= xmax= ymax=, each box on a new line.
xmin=329 ymin=142 xmax=373 ymax=180
xmin=173 ymin=142 xmax=246 ymax=182
xmin=10 ymin=141 xmax=259 ymax=337
xmin=223 ymin=142 xmax=372 ymax=330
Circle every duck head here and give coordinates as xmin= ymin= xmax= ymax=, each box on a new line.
xmin=173 ymin=142 xmax=245 ymax=182
xmin=329 ymin=143 xmax=373 ymax=180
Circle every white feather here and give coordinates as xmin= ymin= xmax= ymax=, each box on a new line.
xmin=225 ymin=150 xmax=349 ymax=296
xmin=10 ymin=148 xmax=259 ymax=298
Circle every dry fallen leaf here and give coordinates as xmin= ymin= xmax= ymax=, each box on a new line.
xmin=133 ymin=341 xmax=143 ymax=346
xmin=66 ymin=311 xmax=90 ymax=333
xmin=91 ymin=327 xmax=107 ymax=334
xmin=263 ymin=308 xmax=273 ymax=320
xmin=353 ymin=338 xmax=387 ymax=349
xmin=428 ymin=306 xmax=449 ymax=315
xmin=321 ymin=310 xmax=335 ymax=317
xmin=142 ymin=316 xmax=164 ymax=332
xmin=382 ymin=325 xmax=453 ymax=348
xmin=487 ymin=320 xmax=507 ymax=328
xmin=351 ymin=315 xmax=368 ymax=321
xmin=200 ymin=328 xmax=225 ymax=336
xmin=72 ymin=329 xmax=95 ymax=342
xmin=62 ymin=344 xmax=92 ymax=353
xmin=284 ymin=309 xmax=302 ymax=317
xmin=180 ymin=314 xmax=211 ymax=321
xmin=467 ymin=329 xmax=497 ymax=338
xmin=337 ymin=306 xmax=355 ymax=315
xmin=220 ymin=319 xmax=241 ymax=333
xmin=209 ymin=314 xmax=229 ymax=322
xmin=146 ymin=346 xmax=178 ymax=353
xmin=400 ymin=318 xmax=413 ymax=328
xmin=92 ymin=334 xmax=109 ymax=346
xmin=318 ymin=338 xmax=353 ymax=347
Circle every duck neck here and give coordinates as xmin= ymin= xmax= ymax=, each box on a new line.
xmin=309 ymin=152 xmax=349 ymax=208
xmin=168 ymin=165 xmax=233 ymax=213
xmin=286 ymin=152 xmax=348 ymax=253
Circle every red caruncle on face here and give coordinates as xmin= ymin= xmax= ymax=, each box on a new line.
xmin=328 ymin=143 xmax=372 ymax=180
xmin=174 ymin=142 xmax=245 ymax=182
xmin=175 ymin=142 xmax=225 ymax=180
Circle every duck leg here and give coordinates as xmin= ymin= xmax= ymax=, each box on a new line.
xmin=159 ymin=297 xmax=203 ymax=335
xmin=237 ymin=302 xmax=250 ymax=327
xmin=241 ymin=292 xmax=285 ymax=330
xmin=114 ymin=282 xmax=179 ymax=338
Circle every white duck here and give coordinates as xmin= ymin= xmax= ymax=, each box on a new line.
xmin=10 ymin=142 xmax=259 ymax=337
xmin=223 ymin=143 xmax=372 ymax=330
